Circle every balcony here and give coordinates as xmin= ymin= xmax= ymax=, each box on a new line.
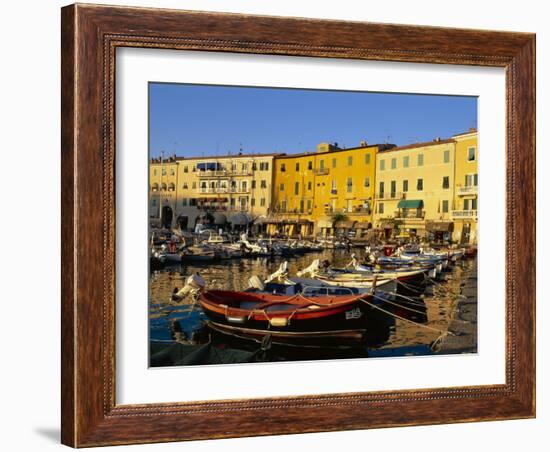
xmin=452 ymin=210 xmax=478 ymax=219
xmin=457 ymin=185 xmax=478 ymax=196
xmin=394 ymin=209 xmax=425 ymax=219
xmin=376 ymin=192 xmax=407 ymax=200
xmin=196 ymin=169 xmax=252 ymax=177
xmin=199 ymin=186 xmax=250 ymax=194
xmin=314 ymin=167 xmax=330 ymax=176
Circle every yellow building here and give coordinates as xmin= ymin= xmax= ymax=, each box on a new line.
xmin=452 ymin=129 xmax=478 ymax=244
xmin=270 ymin=142 xmax=389 ymax=237
xmin=373 ymin=139 xmax=457 ymax=240
xmin=149 ymin=153 xmax=277 ymax=231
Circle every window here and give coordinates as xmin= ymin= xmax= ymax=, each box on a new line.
xmin=252 ymin=162 xmax=257 ymax=171
xmin=300 ymin=200 xmax=304 ymax=213
xmin=231 ymin=180 xmax=236 ymax=188
xmin=379 ymin=181 xmax=385 ymax=197
xmin=308 ymin=161 xmax=313 ymax=170
xmin=364 ymin=177 xmax=370 ymax=187
xmin=308 ymin=181 xmax=312 ymax=190
xmin=332 ymin=158 xmax=337 ymax=168
xmin=391 ymin=158 xmax=397 ymax=169
xmin=152 ymin=198 xmax=157 ymax=206
xmin=474 ymin=173 xmax=478 ymax=186
xmin=295 ymin=162 xmax=300 ymax=171
xmin=442 ymin=176 xmax=449 ymax=189
xmin=331 ymin=180 xmax=337 ymax=193
xmin=241 ymin=181 xmax=248 ymax=191
xmin=280 ymin=163 xmax=286 ymax=172
xmin=418 ymin=154 xmax=424 ymax=166
xmin=307 ymin=200 xmax=312 ymax=211
xmin=319 ymin=159 xmax=324 ymax=170
xmin=281 ymin=201 xmax=287 ymax=212
xmin=348 ymin=156 xmax=353 ymax=166
xmin=162 ymin=168 xmax=166 ymax=176
xmin=294 ymin=182 xmax=300 ymax=195
xmin=380 ymin=159 xmax=385 ymax=171
xmin=242 ymin=163 xmax=248 ymax=172
xmin=417 ymin=178 xmax=423 ymax=190
xmin=251 ymin=180 xmax=256 ymax=189
xmin=403 ymin=180 xmax=409 ymax=192
xmin=231 ymin=163 xmax=237 ymax=171
xmin=444 ymin=149 xmax=450 ymax=163
xmin=260 ymin=198 xmax=266 ymax=207
xmin=472 ymin=198 xmax=478 ymax=210
xmin=378 ymin=202 xmax=384 ymax=214
xmin=403 ymin=156 xmax=409 ymax=168
xmin=181 ymin=198 xmax=187 ymax=206
xmin=390 ymin=180 xmax=396 ymax=198
xmin=463 ymin=199 xmax=470 ymax=210
xmin=260 ymin=180 xmax=267 ymax=188
xmin=365 ymin=154 xmax=371 ymax=164
xmin=189 ymin=198 xmax=197 ymax=206
xmin=468 ymin=147 xmax=476 ymax=161
xmin=280 ymin=183 xmax=285 ymax=191
xmin=347 ymin=177 xmax=353 ymax=193
xmin=442 ymin=200 xmax=449 ymax=213
xmin=192 ymin=182 xmax=196 ymax=189
xmin=184 ymin=166 xmax=188 ymax=173
xmin=230 ymin=198 xmax=235 ymax=207
xmin=170 ymin=168 xmax=175 ymax=176
xmin=251 ymin=198 xmax=256 ymax=207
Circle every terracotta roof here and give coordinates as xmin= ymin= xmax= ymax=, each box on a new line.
xmin=452 ymin=128 xmax=478 ymax=137
xmin=378 ymin=138 xmax=455 ymax=153
xmin=274 ymin=143 xmax=394 ymax=160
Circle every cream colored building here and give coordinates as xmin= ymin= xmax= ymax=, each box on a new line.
xmin=452 ymin=129 xmax=478 ymax=244
xmin=373 ymin=139 xmax=457 ymax=239
xmin=149 ymin=153 xmax=277 ymax=230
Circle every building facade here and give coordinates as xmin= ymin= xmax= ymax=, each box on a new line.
xmin=373 ymin=139 xmax=457 ymax=240
xmin=452 ymin=129 xmax=478 ymax=244
xmin=149 ymin=153 xmax=277 ymax=231
xmin=269 ymin=142 xmax=389 ymax=237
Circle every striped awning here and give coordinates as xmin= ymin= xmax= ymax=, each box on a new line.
xmin=397 ymin=199 xmax=424 ymax=209
xmin=353 ymin=222 xmax=371 ymax=229
xmin=335 ymin=221 xmax=355 ymax=229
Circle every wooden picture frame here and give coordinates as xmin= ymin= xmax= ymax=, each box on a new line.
xmin=61 ymin=3 xmax=535 ymax=447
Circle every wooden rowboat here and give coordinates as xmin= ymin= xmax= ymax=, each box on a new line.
xmin=199 ymin=290 xmax=374 ymax=345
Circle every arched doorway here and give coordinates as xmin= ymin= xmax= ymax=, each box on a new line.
xmin=176 ymin=215 xmax=188 ymax=231
xmin=161 ymin=205 xmax=173 ymax=229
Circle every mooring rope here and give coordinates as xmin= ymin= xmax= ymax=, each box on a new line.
xmin=373 ymin=293 xmax=428 ymax=316
xmin=359 ymin=297 xmax=454 ymax=337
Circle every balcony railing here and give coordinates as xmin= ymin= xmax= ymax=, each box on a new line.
xmin=314 ymin=168 xmax=330 ymax=175
xmin=457 ymin=186 xmax=478 ymax=195
xmin=394 ymin=209 xmax=425 ymax=219
xmin=196 ymin=169 xmax=252 ymax=177
xmin=452 ymin=209 xmax=478 ymax=219
xmin=199 ymin=187 xmax=250 ymax=194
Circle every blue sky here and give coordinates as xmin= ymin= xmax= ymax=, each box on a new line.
xmin=149 ymin=83 xmax=477 ymax=158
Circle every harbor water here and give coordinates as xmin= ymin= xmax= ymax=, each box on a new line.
xmin=149 ymin=249 xmax=478 ymax=366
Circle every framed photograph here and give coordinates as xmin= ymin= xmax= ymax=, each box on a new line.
xmin=61 ymin=3 xmax=535 ymax=447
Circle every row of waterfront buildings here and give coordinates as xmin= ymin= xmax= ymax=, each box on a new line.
xmin=149 ymin=129 xmax=478 ymax=244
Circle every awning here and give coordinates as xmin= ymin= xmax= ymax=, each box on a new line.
xmin=228 ymin=213 xmax=251 ymax=225
xmin=397 ymin=199 xmax=424 ymax=209
xmin=213 ymin=212 xmax=227 ymax=225
xmin=379 ymin=221 xmax=395 ymax=230
xmin=353 ymin=222 xmax=371 ymax=229
xmin=334 ymin=221 xmax=355 ymax=229
xmin=317 ymin=218 xmax=333 ymax=229
xmin=426 ymin=221 xmax=454 ymax=232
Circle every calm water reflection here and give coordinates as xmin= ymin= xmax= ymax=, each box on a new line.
xmin=149 ymin=249 xmax=476 ymax=365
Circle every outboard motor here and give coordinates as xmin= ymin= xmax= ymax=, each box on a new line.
xmin=247 ymin=275 xmax=265 ymax=291
xmin=265 ymin=261 xmax=289 ymax=283
xmin=296 ymin=259 xmax=320 ymax=277
xmin=172 ymin=273 xmax=206 ymax=301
